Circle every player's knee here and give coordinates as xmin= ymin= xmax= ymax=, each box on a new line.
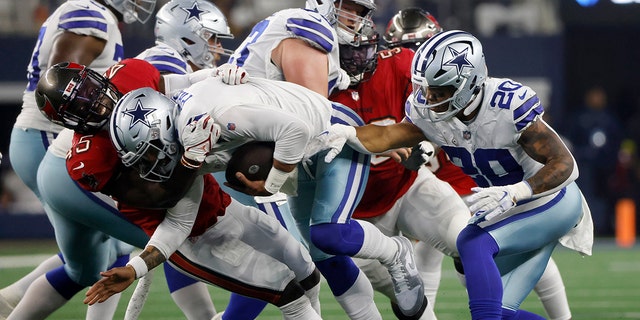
xmin=456 ymin=224 xmax=497 ymax=257
xmin=309 ymin=223 xmax=352 ymax=255
xmin=275 ymin=280 xmax=306 ymax=307
xmin=299 ymin=268 xmax=321 ymax=291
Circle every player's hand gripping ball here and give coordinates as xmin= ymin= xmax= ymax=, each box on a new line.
xmin=225 ymin=141 xmax=275 ymax=188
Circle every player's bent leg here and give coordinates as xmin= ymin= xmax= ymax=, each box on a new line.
xmin=7 ymin=270 xmax=74 ymax=320
xmin=316 ymin=256 xmax=382 ymax=320
xmin=0 ymin=253 xmax=64 ymax=318
xmin=9 ymin=127 xmax=54 ymax=200
xmin=534 ymin=257 xmax=571 ymax=320
xmin=412 ymin=241 xmax=444 ymax=320
xmin=164 ymin=263 xmax=216 ymax=320
xmin=167 ymin=207 xmax=319 ymax=319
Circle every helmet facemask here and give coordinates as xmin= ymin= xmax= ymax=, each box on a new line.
xmin=107 ymin=0 xmax=156 ymax=24
xmin=334 ymin=0 xmax=376 ymax=46
xmin=155 ymin=0 xmax=234 ymax=69
xmin=338 ymin=21 xmax=379 ymax=86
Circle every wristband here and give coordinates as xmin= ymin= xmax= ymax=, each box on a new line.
xmin=127 ymin=256 xmax=148 ymax=279
xmin=181 ymin=155 xmax=202 ymax=169
xmin=511 ymin=181 xmax=533 ymax=202
xmin=264 ymin=167 xmax=290 ymax=194
xmin=343 ymin=126 xmax=370 ymax=154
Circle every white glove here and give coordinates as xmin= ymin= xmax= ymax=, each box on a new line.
xmin=467 ymin=181 xmax=533 ymax=224
xmin=401 ymin=141 xmax=435 ymax=171
xmin=216 ymin=63 xmax=248 ymax=85
xmin=181 ymin=114 xmax=221 ymax=163
xmin=0 ymin=151 xmax=2 ymax=165
xmin=336 ymin=68 xmax=351 ymax=90
xmin=304 ymin=124 xmax=355 ymax=163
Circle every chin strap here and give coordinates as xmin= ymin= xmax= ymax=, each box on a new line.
xmin=462 ymin=86 xmax=484 ymax=117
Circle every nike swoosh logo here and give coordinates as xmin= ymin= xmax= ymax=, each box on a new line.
xmin=72 ymin=162 xmax=85 ymax=171
xmin=518 ymin=90 xmax=527 ymax=100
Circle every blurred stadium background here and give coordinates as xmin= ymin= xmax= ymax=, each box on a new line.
xmin=1 ymin=0 xmax=640 ymax=317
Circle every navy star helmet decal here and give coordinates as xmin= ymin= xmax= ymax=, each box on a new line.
xmin=123 ymin=99 xmax=155 ymax=129
xmin=443 ymin=46 xmax=473 ymax=76
xmin=181 ymin=2 xmax=209 ymax=23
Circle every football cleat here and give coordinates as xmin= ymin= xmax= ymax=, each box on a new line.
xmin=386 ymin=236 xmax=426 ymax=317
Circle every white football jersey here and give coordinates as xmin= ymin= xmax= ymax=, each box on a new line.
xmin=135 ymin=42 xmax=192 ymax=75
xmin=227 ymin=8 xmax=343 ymax=95
xmin=173 ymin=77 xmax=333 ymax=172
xmin=16 ymin=0 xmax=124 ymax=132
xmin=407 ymin=77 xmax=547 ymax=188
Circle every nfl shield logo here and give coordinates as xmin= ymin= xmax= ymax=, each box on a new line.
xmin=463 ymin=130 xmax=471 ymax=140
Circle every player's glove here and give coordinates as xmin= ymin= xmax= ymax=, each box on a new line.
xmin=467 ymin=181 xmax=533 ymax=224
xmin=336 ymin=68 xmax=351 ymax=90
xmin=181 ymin=114 xmax=221 ymax=164
xmin=401 ymin=141 xmax=435 ymax=171
xmin=216 ymin=63 xmax=248 ymax=85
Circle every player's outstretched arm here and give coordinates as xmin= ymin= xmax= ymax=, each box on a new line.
xmin=84 ymin=246 xmax=165 ymax=305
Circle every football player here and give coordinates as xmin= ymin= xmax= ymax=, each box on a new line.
xmin=383 ymin=8 xmax=575 ymax=320
xmin=3 ymin=0 xmax=155 ymax=318
xmin=330 ymin=13 xmax=467 ymax=320
xmin=35 ymin=59 xmax=320 ymax=320
xmin=218 ymin=1 xmax=425 ymax=319
xmin=3 ymin=1 xmax=240 ymax=319
xmin=312 ymin=30 xmax=594 ymax=320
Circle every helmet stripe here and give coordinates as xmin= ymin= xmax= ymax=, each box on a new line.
xmin=412 ymin=30 xmax=467 ymax=77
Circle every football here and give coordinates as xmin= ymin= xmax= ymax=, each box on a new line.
xmin=225 ymin=141 xmax=275 ymax=188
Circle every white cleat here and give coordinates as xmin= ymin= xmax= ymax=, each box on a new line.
xmin=386 ymin=236 xmax=426 ymax=317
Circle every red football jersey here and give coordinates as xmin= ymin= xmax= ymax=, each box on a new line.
xmin=330 ymin=47 xmax=417 ymax=218
xmin=118 ymin=174 xmax=230 ymax=237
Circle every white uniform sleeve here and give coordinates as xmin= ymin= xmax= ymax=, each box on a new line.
xmin=217 ymin=105 xmax=311 ymax=164
xmin=147 ymin=176 xmax=204 ymax=259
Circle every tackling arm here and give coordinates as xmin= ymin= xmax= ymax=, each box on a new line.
xmin=355 ymin=122 xmax=427 ymax=153
xmin=84 ymin=177 xmax=204 ymax=305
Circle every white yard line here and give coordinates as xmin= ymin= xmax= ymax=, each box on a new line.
xmin=0 ymin=254 xmax=54 ymax=268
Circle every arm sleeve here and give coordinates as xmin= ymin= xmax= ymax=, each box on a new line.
xmin=147 ymin=175 xmax=204 ymax=259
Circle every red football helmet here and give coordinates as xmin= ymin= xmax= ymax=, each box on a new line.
xmin=35 ymin=62 xmax=121 ymax=134
xmin=383 ymin=8 xmax=443 ymax=51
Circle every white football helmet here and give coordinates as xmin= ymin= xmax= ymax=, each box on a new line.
xmin=155 ymin=0 xmax=234 ymax=69
xmin=109 ymin=88 xmax=181 ymax=182
xmin=306 ymin=0 xmax=375 ymax=44
xmin=105 ymin=0 xmax=156 ymax=24
xmin=411 ymin=30 xmax=487 ymax=122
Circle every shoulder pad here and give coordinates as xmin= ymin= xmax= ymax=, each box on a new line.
xmin=284 ymin=10 xmax=336 ymax=53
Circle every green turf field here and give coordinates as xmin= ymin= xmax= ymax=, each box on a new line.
xmin=1 ymin=239 xmax=639 ymax=319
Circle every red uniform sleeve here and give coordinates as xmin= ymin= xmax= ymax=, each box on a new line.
xmin=66 ymin=131 xmax=120 ymax=192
